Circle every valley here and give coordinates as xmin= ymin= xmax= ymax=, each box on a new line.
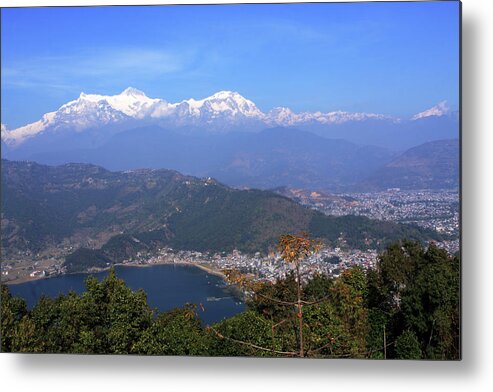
xmin=0 ymin=89 xmax=459 ymax=290
xmin=1 ymin=159 xmax=443 ymax=284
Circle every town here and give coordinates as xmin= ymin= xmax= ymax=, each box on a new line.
xmin=278 ymin=188 xmax=460 ymax=255
xmin=118 ymin=245 xmax=379 ymax=283
xmin=1 ymin=242 xmax=379 ymax=286
xmin=1 ymin=189 xmax=459 ymax=285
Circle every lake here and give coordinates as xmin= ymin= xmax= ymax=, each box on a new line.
xmin=7 ymin=264 xmax=245 ymax=325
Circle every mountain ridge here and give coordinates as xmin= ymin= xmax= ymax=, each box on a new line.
xmin=1 ymin=159 xmax=442 ymax=272
xmin=14 ymin=126 xmax=396 ymax=191
xmin=4 ymin=130 xmax=459 ymax=192
xmin=358 ymin=139 xmax=459 ymax=190
xmin=1 ymin=88 xmax=458 ymax=150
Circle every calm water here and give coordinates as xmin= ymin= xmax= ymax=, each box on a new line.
xmin=8 ymin=264 xmax=245 ymax=325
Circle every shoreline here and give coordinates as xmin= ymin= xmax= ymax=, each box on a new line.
xmin=183 ymin=262 xmax=227 ymax=279
xmin=118 ymin=261 xmax=228 ymax=280
xmin=2 ymin=260 xmax=228 ymax=286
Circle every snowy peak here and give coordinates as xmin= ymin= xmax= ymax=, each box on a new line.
xmin=182 ymin=90 xmax=264 ymax=119
xmin=74 ymin=87 xmax=161 ymax=118
xmin=305 ymin=111 xmax=392 ymax=124
xmin=1 ymin=89 xmax=155 ymax=146
xmin=147 ymin=90 xmax=267 ymax=127
xmin=1 ymin=112 xmax=57 ymax=146
xmin=412 ymin=101 xmax=450 ymax=120
xmin=209 ymin=90 xmax=243 ymax=100
xmin=3 ymin=88 xmax=409 ymax=146
xmin=2 ymin=89 xmax=266 ymax=145
xmin=266 ymin=107 xmax=392 ymax=127
xmin=121 ymin=87 xmax=147 ymax=97
xmin=266 ymin=107 xmax=298 ymax=125
xmin=57 ymin=99 xmax=129 ymax=129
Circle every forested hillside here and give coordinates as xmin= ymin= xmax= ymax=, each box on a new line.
xmin=1 ymin=241 xmax=460 ymax=359
xmin=2 ymin=160 xmax=441 ymax=272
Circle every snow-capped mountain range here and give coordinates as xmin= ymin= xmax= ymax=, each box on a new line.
xmin=1 ymin=88 xmax=452 ymax=147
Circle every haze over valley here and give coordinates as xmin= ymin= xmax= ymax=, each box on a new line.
xmin=1 ymin=89 xmax=459 ymax=192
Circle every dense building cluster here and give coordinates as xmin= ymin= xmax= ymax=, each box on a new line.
xmin=1 ymin=188 xmax=459 ymax=284
xmin=287 ymin=189 xmax=460 ymax=254
xmin=113 ymin=246 xmax=379 ymax=284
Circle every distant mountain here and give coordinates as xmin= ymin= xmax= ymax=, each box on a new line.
xmin=1 ymin=160 xmax=440 ymax=271
xmin=2 ymin=88 xmax=458 ymax=154
xmin=15 ymin=127 xmax=395 ymax=191
xmin=302 ymin=111 xmax=458 ymax=150
xmin=210 ymin=128 xmax=395 ymax=189
xmin=4 ymin=127 xmax=460 ymax=192
xmin=411 ymin=101 xmax=451 ymax=120
xmin=359 ymin=139 xmax=459 ymax=190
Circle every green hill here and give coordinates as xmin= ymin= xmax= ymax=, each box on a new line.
xmin=1 ymin=160 xmax=441 ymax=271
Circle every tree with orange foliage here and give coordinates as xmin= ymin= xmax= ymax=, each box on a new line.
xmin=277 ymin=232 xmax=321 ymax=356
xmin=211 ymin=232 xmax=330 ymax=357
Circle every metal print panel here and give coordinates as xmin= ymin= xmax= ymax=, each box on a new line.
xmin=0 ymin=1 xmax=461 ymax=359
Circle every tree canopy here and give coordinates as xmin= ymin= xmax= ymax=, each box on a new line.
xmin=1 ymin=241 xmax=460 ymax=359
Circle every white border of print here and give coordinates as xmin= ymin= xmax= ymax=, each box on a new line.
xmin=1 ymin=1 xmax=492 ymax=392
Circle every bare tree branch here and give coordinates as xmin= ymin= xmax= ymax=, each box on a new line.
xmin=300 ymin=293 xmax=332 ymax=305
xmin=272 ymin=318 xmax=288 ymax=329
xmin=208 ymin=326 xmax=298 ymax=357
xmin=363 ymin=340 xmax=396 ymax=358
xmin=253 ymin=291 xmax=298 ymax=306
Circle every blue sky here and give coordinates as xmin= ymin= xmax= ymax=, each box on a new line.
xmin=1 ymin=1 xmax=460 ymax=128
